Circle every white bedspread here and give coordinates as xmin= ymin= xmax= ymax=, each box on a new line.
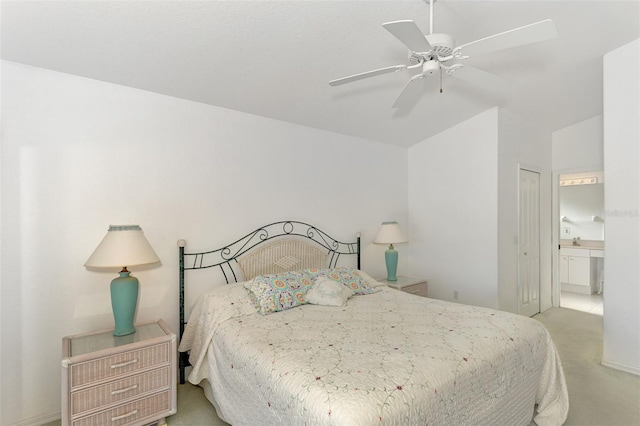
xmin=179 ymin=283 xmax=568 ymax=426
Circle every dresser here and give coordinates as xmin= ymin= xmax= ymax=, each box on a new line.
xmin=61 ymin=320 xmax=177 ymax=426
xmin=379 ymin=276 xmax=428 ymax=297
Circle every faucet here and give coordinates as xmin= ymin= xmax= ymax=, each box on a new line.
xmin=572 ymin=237 xmax=581 ymax=246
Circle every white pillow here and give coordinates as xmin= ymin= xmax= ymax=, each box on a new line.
xmin=304 ymin=277 xmax=354 ymax=306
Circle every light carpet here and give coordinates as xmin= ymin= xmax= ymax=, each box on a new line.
xmin=534 ymin=308 xmax=639 ymax=426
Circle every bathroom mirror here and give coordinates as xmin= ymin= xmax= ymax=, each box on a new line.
xmin=559 ymin=171 xmax=604 ymax=241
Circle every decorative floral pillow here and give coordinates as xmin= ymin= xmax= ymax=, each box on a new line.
xmin=305 ymin=267 xmax=376 ymax=295
xmin=244 ymin=271 xmax=313 ymax=315
xmin=304 ymin=277 xmax=354 ymax=306
xmin=356 ymin=269 xmax=387 ymax=288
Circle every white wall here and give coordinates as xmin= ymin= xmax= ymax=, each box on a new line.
xmin=552 ymin=115 xmax=603 ymax=172
xmin=559 ymin=183 xmax=605 ymax=240
xmin=408 ymin=107 xmax=552 ymax=314
xmin=0 ymin=61 xmax=408 ymax=425
xmin=497 ymin=109 xmax=553 ymax=313
xmin=408 ymin=108 xmax=499 ymax=308
xmin=0 ymin=63 xmax=3 ymax=425
xmin=602 ymin=38 xmax=640 ymax=375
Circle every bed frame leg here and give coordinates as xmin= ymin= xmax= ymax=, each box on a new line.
xmin=179 ymin=351 xmax=189 ymax=384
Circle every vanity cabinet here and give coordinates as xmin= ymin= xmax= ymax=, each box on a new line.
xmin=560 ymin=248 xmax=598 ymax=294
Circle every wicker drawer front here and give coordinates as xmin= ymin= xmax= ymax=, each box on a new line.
xmin=401 ymin=283 xmax=428 ymax=297
xmin=71 ymin=366 xmax=170 ymax=417
xmin=71 ymin=390 xmax=171 ymax=426
xmin=70 ymin=343 xmax=169 ymax=388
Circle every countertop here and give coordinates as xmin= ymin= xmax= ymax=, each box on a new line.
xmin=560 ymin=239 xmax=604 ymax=249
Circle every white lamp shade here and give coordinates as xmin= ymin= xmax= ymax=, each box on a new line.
xmin=373 ymin=221 xmax=408 ymax=245
xmin=85 ymin=225 xmax=160 ymax=268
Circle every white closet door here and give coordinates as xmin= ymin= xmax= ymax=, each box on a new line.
xmin=519 ymin=169 xmax=541 ymax=317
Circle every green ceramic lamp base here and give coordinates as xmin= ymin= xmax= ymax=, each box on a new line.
xmin=111 ymin=269 xmax=139 ymax=336
xmin=385 ymin=244 xmax=399 ymax=281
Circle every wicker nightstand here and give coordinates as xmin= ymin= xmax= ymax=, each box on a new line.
xmin=380 ymin=276 xmax=428 ymax=297
xmin=61 ymin=320 xmax=177 ymax=426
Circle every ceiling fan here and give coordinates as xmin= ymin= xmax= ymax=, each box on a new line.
xmin=329 ymin=0 xmax=558 ymax=108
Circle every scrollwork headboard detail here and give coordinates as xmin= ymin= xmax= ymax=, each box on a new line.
xmin=177 ymin=220 xmax=361 ymax=383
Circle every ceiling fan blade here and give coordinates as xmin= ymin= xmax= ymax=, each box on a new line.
xmin=447 ymin=65 xmax=506 ymax=92
xmin=392 ymin=74 xmax=425 ymax=108
xmin=454 ymin=19 xmax=557 ymax=57
xmin=329 ymin=64 xmax=407 ymax=87
xmin=383 ymin=20 xmax=432 ymax=53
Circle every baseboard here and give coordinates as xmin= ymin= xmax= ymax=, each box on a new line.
xmin=560 ymin=283 xmax=592 ymax=295
xmin=601 ymin=358 xmax=640 ymax=376
xmin=7 ymin=410 xmax=60 ymax=426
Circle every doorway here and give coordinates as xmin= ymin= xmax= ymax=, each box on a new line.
xmin=519 ymin=168 xmax=541 ymax=317
xmin=555 ymin=170 xmax=605 ymax=315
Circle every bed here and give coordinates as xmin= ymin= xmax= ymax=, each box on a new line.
xmin=178 ymin=221 xmax=568 ymax=425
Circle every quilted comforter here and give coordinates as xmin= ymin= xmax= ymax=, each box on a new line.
xmin=179 ymin=282 xmax=568 ymax=426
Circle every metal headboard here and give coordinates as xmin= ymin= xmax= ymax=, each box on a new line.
xmin=177 ymin=220 xmax=361 ymax=383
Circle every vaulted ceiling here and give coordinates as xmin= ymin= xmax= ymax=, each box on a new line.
xmin=2 ymin=1 xmax=638 ymax=147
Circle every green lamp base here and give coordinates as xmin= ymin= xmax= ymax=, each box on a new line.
xmin=385 ymin=244 xmax=399 ymax=282
xmin=110 ymin=270 xmax=139 ymax=336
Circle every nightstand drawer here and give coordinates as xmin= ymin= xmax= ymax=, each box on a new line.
xmin=71 ymin=390 xmax=171 ymax=426
xmin=71 ymin=366 xmax=170 ymax=417
xmin=70 ymin=342 xmax=170 ymax=388
xmin=401 ymin=282 xmax=428 ymax=297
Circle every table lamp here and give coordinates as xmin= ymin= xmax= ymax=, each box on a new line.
xmin=373 ymin=221 xmax=408 ymax=281
xmin=85 ymin=225 xmax=160 ymax=336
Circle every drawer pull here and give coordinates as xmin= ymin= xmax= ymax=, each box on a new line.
xmin=110 ymin=358 xmax=138 ymax=369
xmin=111 ymin=409 xmax=138 ymax=422
xmin=410 ymin=289 xmax=419 ymax=294
xmin=111 ymin=384 xmax=138 ymax=395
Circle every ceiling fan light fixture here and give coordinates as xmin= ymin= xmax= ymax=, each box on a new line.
xmin=423 ymin=59 xmax=440 ymax=75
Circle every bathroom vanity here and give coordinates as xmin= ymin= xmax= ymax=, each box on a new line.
xmin=559 ymin=242 xmax=604 ymax=294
